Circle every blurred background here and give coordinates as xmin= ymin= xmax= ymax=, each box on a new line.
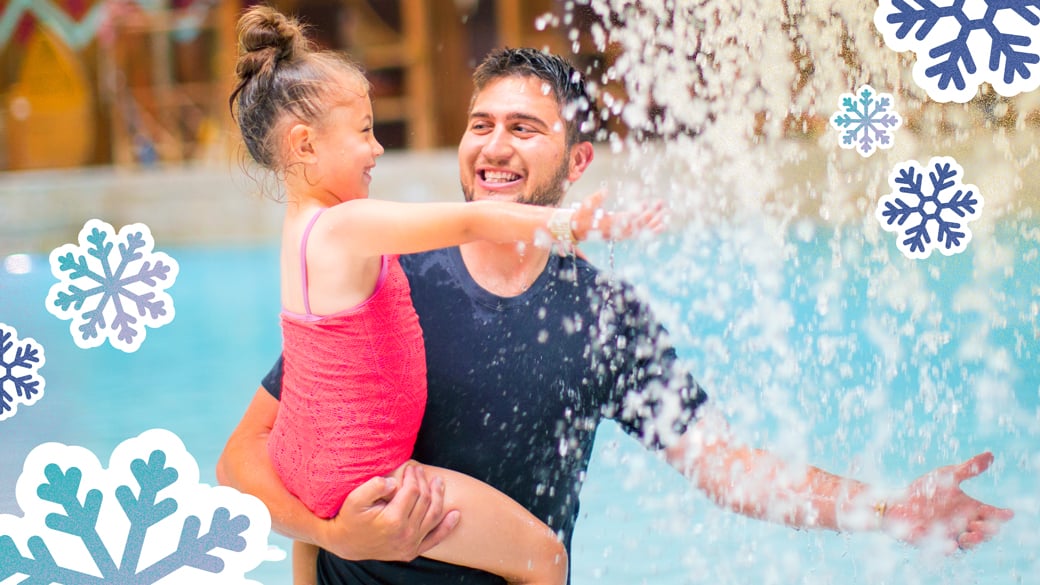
xmin=3 ymin=1 xmax=1038 ymax=253
xmin=0 ymin=0 xmax=637 ymax=256
xmin=2 ymin=0 xmax=1038 ymax=254
xmin=0 ymin=0 xmax=625 ymax=168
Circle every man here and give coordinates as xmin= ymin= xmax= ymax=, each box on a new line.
xmin=217 ymin=48 xmax=1013 ymax=584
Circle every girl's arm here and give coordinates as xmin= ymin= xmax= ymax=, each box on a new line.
xmin=316 ymin=191 xmax=645 ymax=258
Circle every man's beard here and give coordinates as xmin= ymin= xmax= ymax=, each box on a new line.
xmin=462 ymin=157 xmax=570 ymax=207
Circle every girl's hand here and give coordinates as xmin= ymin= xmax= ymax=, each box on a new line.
xmin=569 ymin=192 xmax=667 ymax=241
xmin=605 ymin=199 xmax=668 ymax=240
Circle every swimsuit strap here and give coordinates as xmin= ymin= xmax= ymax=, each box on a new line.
xmin=299 ymin=208 xmax=326 ymax=316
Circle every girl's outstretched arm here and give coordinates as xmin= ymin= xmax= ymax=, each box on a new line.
xmin=314 ymin=191 xmax=654 ymax=258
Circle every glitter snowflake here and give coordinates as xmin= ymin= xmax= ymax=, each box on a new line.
xmin=829 ymin=84 xmax=903 ymax=157
xmin=0 ymin=323 xmax=46 ymax=422
xmin=45 ymin=219 xmax=179 ymax=352
xmin=0 ymin=429 xmax=273 ymax=584
xmin=874 ymin=0 xmax=1040 ymax=103
xmin=876 ymin=156 xmax=984 ymax=259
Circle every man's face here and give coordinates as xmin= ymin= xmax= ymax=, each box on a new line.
xmin=458 ymin=75 xmax=577 ymax=206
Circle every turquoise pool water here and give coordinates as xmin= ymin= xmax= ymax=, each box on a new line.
xmin=0 ymin=218 xmax=1036 ymax=583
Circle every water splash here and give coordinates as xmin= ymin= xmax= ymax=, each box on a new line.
xmin=549 ymin=1 xmax=1038 ymax=583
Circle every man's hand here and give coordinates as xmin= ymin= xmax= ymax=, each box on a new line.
xmin=666 ymin=416 xmax=1013 ymax=551
xmin=321 ymin=463 xmax=461 ymax=561
xmin=217 ymin=388 xmax=459 ymax=563
xmin=883 ymin=451 xmax=1014 ymax=553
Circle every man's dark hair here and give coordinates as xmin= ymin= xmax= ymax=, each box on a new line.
xmin=472 ymin=47 xmax=598 ymax=146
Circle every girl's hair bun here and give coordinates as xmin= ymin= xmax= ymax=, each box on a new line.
xmin=230 ymin=4 xmax=367 ymax=173
xmin=234 ymin=5 xmax=310 ymax=81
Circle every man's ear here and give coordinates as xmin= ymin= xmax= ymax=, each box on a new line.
xmin=288 ymin=123 xmax=317 ymax=164
xmin=566 ymin=141 xmax=595 ymax=183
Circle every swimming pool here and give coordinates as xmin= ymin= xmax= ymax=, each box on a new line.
xmin=1 ymin=212 xmax=1035 ymax=583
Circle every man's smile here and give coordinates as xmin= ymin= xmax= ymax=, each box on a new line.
xmin=478 ymin=168 xmax=523 ymax=188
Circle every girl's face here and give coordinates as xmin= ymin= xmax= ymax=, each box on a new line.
xmin=311 ymin=83 xmax=384 ymax=202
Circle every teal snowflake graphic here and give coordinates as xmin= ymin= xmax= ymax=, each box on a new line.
xmin=45 ymin=219 xmax=179 ymax=353
xmin=0 ymin=429 xmax=273 ymax=584
xmin=830 ymin=84 xmax=903 ymax=157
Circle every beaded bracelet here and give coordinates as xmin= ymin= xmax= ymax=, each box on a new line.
xmin=548 ymin=207 xmax=576 ymax=243
xmin=874 ymin=500 xmax=888 ymax=529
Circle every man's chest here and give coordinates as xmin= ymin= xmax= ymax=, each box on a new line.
xmin=414 ymin=302 xmax=604 ymax=479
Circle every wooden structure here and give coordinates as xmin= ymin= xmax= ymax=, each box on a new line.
xmin=4 ymin=27 xmax=94 ymax=170
xmin=97 ymin=2 xmax=238 ymax=166
xmin=274 ymin=0 xmax=569 ymax=150
xmin=0 ymin=0 xmax=575 ymax=170
xmin=341 ymin=0 xmax=436 ymax=149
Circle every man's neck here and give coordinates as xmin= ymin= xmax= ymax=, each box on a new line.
xmin=459 ymin=240 xmax=552 ymax=298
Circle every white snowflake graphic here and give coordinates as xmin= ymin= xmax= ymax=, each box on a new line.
xmin=829 ymin=84 xmax=903 ymax=157
xmin=0 ymin=323 xmax=46 ymax=422
xmin=874 ymin=0 xmax=1040 ymax=103
xmin=876 ymin=156 xmax=984 ymax=259
xmin=0 ymin=428 xmax=274 ymax=584
xmin=45 ymin=219 xmax=179 ymax=352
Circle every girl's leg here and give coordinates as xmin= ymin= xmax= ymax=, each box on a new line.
xmin=407 ymin=463 xmax=567 ymax=585
xmin=292 ymin=540 xmax=319 ymax=585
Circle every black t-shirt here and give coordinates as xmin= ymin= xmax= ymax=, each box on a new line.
xmin=262 ymin=247 xmax=707 ymax=584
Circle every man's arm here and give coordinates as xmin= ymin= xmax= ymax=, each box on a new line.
xmin=215 ymin=387 xmax=459 ymax=560
xmin=664 ymin=410 xmax=1014 ymax=553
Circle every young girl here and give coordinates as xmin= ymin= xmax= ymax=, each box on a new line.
xmin=230 ymin=6 xmax=651 ymax=584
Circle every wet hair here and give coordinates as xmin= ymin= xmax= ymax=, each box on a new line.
xmin=229 ymin=5 xmax=369 ymax=170
xmin=472 ymin=47 xmax=598 ymax=146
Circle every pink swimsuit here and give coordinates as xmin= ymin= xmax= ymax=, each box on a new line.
xmin=268 ymin=209 xmax=427 ymax=518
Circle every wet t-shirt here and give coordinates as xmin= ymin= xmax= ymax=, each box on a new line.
xmin=262 ymin=247 xmax=707 ymax=584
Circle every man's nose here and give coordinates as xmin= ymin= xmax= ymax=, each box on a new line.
xmin=481 ymin=127 xmax=513 ymax=161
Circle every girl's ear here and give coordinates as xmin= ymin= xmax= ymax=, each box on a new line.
xmin=288 ymin=123 xmax=318 ymax=164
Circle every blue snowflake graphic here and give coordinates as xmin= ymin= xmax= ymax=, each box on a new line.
xmin=0 ymin=429 xmax=274 ymax=584
xmin=829 ymin=84 xmax=903 ymax=157
xmin=0 ymin=323 xmax=46 ymax=421
xmin=874 ymin=0 xmax=1040 ymax=103
xmin=45 ymin=219 xmax=179 ymax=352
xmin=876 ymin=156 xmax=984 ymax=259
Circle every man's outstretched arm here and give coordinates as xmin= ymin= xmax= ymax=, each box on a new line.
xmin=216 ymin=387 xmax=459 ymax=560
xmin=665 ymin=409 xmax=1014 ymax=553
